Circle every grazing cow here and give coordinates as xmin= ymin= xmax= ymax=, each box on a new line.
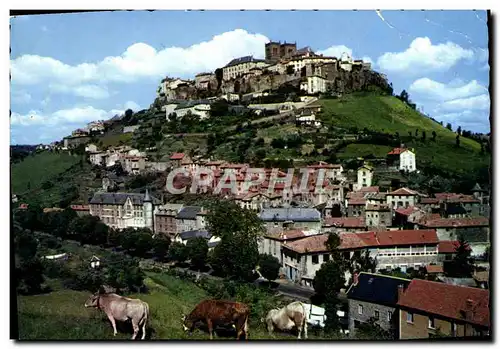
xmin=85 ymin=292 xmax=150 ymax=340
xmin=263 ymin=301 xmax=308 ymax=339
xmin=181 ymin=299 xmax=250 ymax=340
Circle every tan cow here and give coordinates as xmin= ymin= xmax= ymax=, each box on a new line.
xmin=85 ymin=292 xmax=150 ymax=340
xmin=263 ymin=301 xmax=308 ymax=339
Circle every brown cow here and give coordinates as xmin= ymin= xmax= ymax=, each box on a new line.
xmin=181 ymin=299 xmax=250 ymax=340
xmin=85 ymin=292 xmax=149 ymax=340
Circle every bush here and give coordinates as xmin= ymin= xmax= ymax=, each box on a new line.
xmin=258 ymin=254 xmax=280 ymax=281
xmin=186 ymin=237 xmax=209 ymax=270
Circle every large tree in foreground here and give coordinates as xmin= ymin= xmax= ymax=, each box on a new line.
xmin=206 ymin=199 xmax=264 ymax=281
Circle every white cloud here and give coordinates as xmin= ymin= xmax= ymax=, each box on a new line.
xmin=377 ymin=37 xmax=475 ymax=74
xmin=10 ymin=29 xmax=270 ymax=86
xmin=433 ymin=110 xmax=490 ymax=132
xmin=440 ymin=94 xmax=490 ymax=111
xmin=409 ymin=78 xmax=488 ymax=101
xmin=11 ymin=90 xmax=32 ymax=103
xmin=49 ymin=84 xmax=110 ymax=99
xmin=318 ymin=45 xmax=353 ymax=59
xmin=124 ymin=101 xmax=141 ymax=111
xmin=11 ymin=106 xmax=124 ymax=127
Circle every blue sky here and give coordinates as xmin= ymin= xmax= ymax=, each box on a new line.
xmin=10 ymin=10 xmax=490 ymax=145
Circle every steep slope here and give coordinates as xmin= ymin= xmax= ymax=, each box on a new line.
xmin=319 ymin=93 xmax=489 ymax=176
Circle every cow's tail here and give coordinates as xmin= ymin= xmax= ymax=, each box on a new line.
xmin=141 ymin=302 xmax=150 ymax=329
xmin=301 ymin=302 xmax=308 ymax=339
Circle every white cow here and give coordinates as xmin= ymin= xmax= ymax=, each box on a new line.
xmin=263 ymin=301 xmax=308 ymax=339
xmin=85 ymin=292 xmax=150 ymax=340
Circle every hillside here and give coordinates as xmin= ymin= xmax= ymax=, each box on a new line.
xmin=11 ymin=152 xmax=100 ymax=207
xmin=318 ymin=93 xmax=490 ymax=177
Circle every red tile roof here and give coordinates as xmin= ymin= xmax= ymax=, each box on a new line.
xmin=266 ymin=229 xmax=307 ymax=240
xmin=433 ymin=193 xmax=481 ymax=203
xmin=374 ymin=229 xmax=438 ymax=246
xmin=420 ymin=217 xmax=489 ymax=228
xmin=425 ymin=264 xmax=444 ymax=274
xmin=284 ymin=229 xmax=438 ymax=254
xmin=359 ymin=186 xmax=380 ymax=193
xmin=387 ymin=147 xmax=407 ymax=155
xmin=395 ymin=206 xmax=420 ymax=216
xmin=323 ymin=217 xmax=365 ymax=228
xmin=420 ymin=197 xmax=440 ymax=204
xmin=170 ymin=152 xmax=185 ymax=160
xmin=366 ymin=203 xmax=391 ymax=211
xmin=389 ymin=187 xmax=418 ymax=196
xmin=70 ymin=204 xmax=90 ymax=211
xmin=397 ymin=279 xmax=490 ymax=328
xmin=438 ymin=240 xmax=471 ymax=253
xmin=348 ymin=198 xmax=366 ymax=205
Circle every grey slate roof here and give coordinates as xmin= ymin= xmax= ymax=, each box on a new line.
xmin=224 ymin=56 xmax=266 ymax=68
xmin=176 ymin=206 xmax=202 ymax=220
xmin=259 ymin=208 xmax=321 ymax=222
xmin=179 ymin=229 xmax=212 ymax=240
xmin=89 ymin=192 xmax=161 ymax=205
xmin=347 ymin=272 xmax=411 ymax=307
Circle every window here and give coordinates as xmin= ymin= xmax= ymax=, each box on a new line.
xmin=312 ymin=255 xmax=319 ymax=264
xmin=407 ymin=312 xmax=414 ymax=323
xmin=358 ymin=304 xmax=363 ymax=315
xmin=452 ymin=322 xmax=457 ymax=336
xmin=374 ymin=310 xmax=380 ymax=320
xmin=387 ymin=311 xmax=392 ymax=322
xmin=428 ymin=317 xmax=435 ymax=329
xmin=323 ymin=254 xmax=330 ymax=262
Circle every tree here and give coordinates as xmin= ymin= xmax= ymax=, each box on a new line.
xmin=415 ymin=129 xmax=419 ymax=137
xmin=68 ymin=215 xmax=109 ymax=246
xmin=105 ymin=254 xmax=145 ymax=293
xmin=313 ymin=261 xmax=345 ymax=331
xmin=421 ymin=130 xmax=426 ymax=141
xmin=15 ymin=204 xmax=43 ymax=231
xmin=456 ymin=125 xmax=462 ymax=135
xmin=432 ymin=131 xmax=437 ymax=141
xmin=455 ymin=134 xmax=460 ymax=148
xmin=206 ymin=200 xmax=264 ymax=281
xmin=258 ymin=254 xmax=280 ymax=281
xmin=168 ymin=242 xmax=189 ymax=263
xmin=187 ymin=237 xmax=209 ymax=270
xmin=14 ymin=225 xmax=45 ymax=294
xmin=446 ymin=235 xmax=474 ymax=278
xmin=446 ymin=123 xmax=452 ymax=131
xmin=120 ymin=228 xmax=153 ymax=258
xmin=152 ymin=234 xmax=171 ymax=261
xmin=399 ymin=90 xmax=409 ymax=103
xmin=124 ymin=108 xmax=134 ymax=120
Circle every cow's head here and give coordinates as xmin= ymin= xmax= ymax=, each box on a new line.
xmin=84 ymin=293 xmax=100 ymax=308
xmin=181 ymin=314 xmax=192 ymax=335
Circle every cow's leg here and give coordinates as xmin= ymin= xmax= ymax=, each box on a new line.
xmin=294 ymin=314 xmax=303 ymax=339
xmin=131 ymin=318 xmax=140 ymax=340
xmin=244 ymin=316 xmax=249 ymax=340
xmin=106 ymin=314 xmax=118 ymax=336
xmin=206 ymin=318 xmax=214 ymax=340
xmin=141 ymin=320 xmax=147 ymax=340
xmin=303 ymin=318 xmax=308 ymax=339
xmin=266 ymin=320 xmax=274 ymax=336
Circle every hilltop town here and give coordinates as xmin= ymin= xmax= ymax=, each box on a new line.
xmin=13 ymin=39 xmax=491 ymax=340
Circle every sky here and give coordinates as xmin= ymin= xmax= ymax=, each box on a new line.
xmin=10 ymin=10 xmax=490 ymax=145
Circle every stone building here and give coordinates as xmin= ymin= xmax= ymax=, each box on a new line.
xmin=154 ymin=203 xmax=184 ymax=238
xmin=89 ymin=190 xmax=160 ymax=231
xmin=265 ymin=41 xmax=297 ymax=61
xmin=347 ymin=272 xmax=411 ymax=338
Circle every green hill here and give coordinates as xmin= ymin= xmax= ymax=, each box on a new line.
xmin=318 ymin=93 xmax=489 ymax=177
xmin=11 ymin=152 xmax=100 ymax=207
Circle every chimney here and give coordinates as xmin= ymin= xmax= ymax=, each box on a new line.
xmin=397 ymin=284 xmax=405 ymax=301
xmin=353 ymin=272 xmax=359 ymax=286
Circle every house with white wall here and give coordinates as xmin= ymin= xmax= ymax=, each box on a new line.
xmin=222 ymin=56 xmax=269 ymax=81
xmin=300 ymin=75 xmax=327 ymax=95
xmin=386 ymin=187 xmax=420 ymax=210
xmin=354 ymin=164 xmax=374 ymax=191
xmin=400 ymin=149 xmax=417 ymax=172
